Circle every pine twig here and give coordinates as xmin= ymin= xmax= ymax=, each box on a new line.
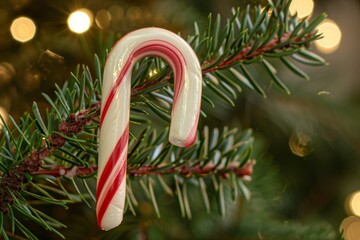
xmin=0 ymin=102 xmax=100 ymax=213
xmin=131 ymin=31 xmax=316 ymax=96
xmin=31 ymin=161 xmax=254 ymax=179
xmin=202 ymin=32 xmax=311 ymax=73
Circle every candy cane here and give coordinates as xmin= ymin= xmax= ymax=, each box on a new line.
xmin=96 ymin=27 xmax=202 ymax=230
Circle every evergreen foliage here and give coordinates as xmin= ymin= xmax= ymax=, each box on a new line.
xmin=0 ymin=0 xmax=342 ymax=239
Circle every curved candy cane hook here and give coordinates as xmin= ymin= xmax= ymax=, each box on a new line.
xmin=97 ymin=27 xmax=202 ymax=230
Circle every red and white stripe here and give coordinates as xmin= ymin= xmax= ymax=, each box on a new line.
xmin=96 ymin=27 xmax=202 ymax=230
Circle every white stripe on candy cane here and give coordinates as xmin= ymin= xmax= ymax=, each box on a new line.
xmin=96 ymin=27 xmax=202 ymax=230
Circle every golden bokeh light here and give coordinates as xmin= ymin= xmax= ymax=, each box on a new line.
xmin=0 ymin=62 xmax=16 ymax=84
xmin=340 ymin=216 xmax=360 ymax=240
xmin=10 ymin=16 xmax=36 ymax=42
xmin=315 ymin=19 xmax=342 ymax=54
xmin=67 ymin=9 xmax=93 ymax=34
xmin=346 ymin=191 xmax=360 ymax=217
xmin=0 ymin=107 xmax=9 ymax=130
xmin=95 ymin=10 xmax=111 ymax=29
xmin=289 ymin=131 xmax=313 ymax=157
xmin=289 ymin=0 xmax=314 ymax=19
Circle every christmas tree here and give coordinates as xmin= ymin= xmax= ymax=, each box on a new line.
xmin=0 ymin=0 xmax=358 ymax=239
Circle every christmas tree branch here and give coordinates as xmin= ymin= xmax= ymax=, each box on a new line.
xmin=202 ymin=31 xmax=312 ymax=73
xmin=131 ymin=29 xmax=318 ymax=98
xmin=0 ymin=102 xmax=100 ymax=213
xmin=0 ymin=1 xmax=329 ymax=239
xmin=32 ymin=161 xmax=254 ymax=179
xmin=129 ymin=7 xmax=327 ymax=108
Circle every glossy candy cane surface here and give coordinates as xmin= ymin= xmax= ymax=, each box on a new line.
xmin=97 ymin=27 xmax=202 ymax=230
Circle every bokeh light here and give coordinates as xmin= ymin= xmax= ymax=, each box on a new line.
xmin=67 ymin=9 xmax=93 ymax=34
xmin=340 ymin=216 xmax=360 ymax=240
xmin=289 ymin=0 xmax=314 ymax=19
xmin=288 ymin=131 xmax=313 ymax=157
xmin=10 ymin=16 xmax=36 ymax=42
xmin=0 ymin=62 xmax=16 ymax=85
xmin=0 ymin=107 xmax=9 ymax=130
xmin=315 ymin=19 xmax=342 ymax=54
xmin=95 ymin=10 xmax=111 ymax=29
xmin=346 ymin=191 xmax=360 ymax=217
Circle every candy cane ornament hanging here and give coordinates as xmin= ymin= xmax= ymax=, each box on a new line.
xmin=96 ymin=27 xmax=202 ymax=230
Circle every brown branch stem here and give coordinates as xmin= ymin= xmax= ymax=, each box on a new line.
xmin=32 ymin=160 xmax=254 ymax=179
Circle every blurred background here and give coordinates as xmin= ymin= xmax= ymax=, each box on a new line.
xmin=0 ymin=0 xmax=359 ymax=239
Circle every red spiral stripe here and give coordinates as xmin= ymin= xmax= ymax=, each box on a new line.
xmin=97 ymin=40 xmax=188 ymax=227
xmin=100 ymin=40 xmax=185 ymax=127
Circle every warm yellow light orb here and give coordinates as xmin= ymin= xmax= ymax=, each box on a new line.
xmin=340 ymin=216 xmax=360 ymax=240
xmin=10 ymin=16 xmax=36 ymax=42
xmin=0 ymin=107 xmax=9 ymax=130
xmin=289 ymin=0 xmax=314 ymax=19
xmin=349 ymin=191 xmax=360 ymax=217
xmin=289 ymin=131 xmax=313 ymax=157
xmin=315 ymin=19 xmax=342 ymax=54
xmin=68 ymin=9 xmax=93 ymax=34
